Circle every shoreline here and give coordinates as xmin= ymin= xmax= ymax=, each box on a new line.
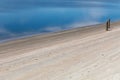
xmin=0 ymin=20 xmax=119 ymax=44
xmin=0 ymin=23 xmax=103 ymax=44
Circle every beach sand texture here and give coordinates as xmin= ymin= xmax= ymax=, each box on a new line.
xmin=0 ymin=22 xmax=120 ymax=80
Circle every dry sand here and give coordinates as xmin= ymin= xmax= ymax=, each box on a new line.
xmin=0 ymin=22 xmax=120 ymax=80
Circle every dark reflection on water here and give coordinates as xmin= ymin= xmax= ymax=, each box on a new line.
xmin=0 ymin=1 xmax=120 ymax=41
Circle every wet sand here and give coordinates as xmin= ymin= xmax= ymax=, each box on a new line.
xmin=0 ymin=22 xmax=120 ymax=80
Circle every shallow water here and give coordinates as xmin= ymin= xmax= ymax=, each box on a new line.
xmin=0 ymin=1 xmax=120 ymax=41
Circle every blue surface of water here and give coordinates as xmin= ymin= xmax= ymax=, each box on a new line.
xmin=0 ymin=0 xmax=120 ymax=41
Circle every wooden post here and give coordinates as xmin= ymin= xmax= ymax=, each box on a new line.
xmin=106 ymin=21 xmax=109 ymax=31
xmin=108 ymin=19 xmax=110 ymax=28
xmin=106 ymin=19 xmax=111 ymax=31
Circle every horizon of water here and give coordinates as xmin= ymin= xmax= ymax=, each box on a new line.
xmin=0 ymin=0 xmax=120 ymax=41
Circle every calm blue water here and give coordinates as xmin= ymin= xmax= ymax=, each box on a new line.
xmin=0 ymin=0 xmax=120 ymax=41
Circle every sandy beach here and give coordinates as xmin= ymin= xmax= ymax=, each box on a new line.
xmin=0 ymin=22 xmax=120 ymax=80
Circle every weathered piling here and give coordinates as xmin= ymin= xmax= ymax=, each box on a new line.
xmin=106 ymin=19 xmax=111 ymax=31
